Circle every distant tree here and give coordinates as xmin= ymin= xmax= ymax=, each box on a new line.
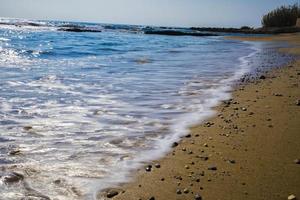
xmin=262 ymin=4 xmax=300 ymax=27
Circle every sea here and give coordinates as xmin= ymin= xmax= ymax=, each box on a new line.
xmin=0 ymin=18 xmax=293 ymax=200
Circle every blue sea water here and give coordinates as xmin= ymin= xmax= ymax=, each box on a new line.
xmin=0 ymin=18 xmax=293 ymax=199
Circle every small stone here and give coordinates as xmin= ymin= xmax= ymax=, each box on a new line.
xmin=172 ymin=142 xmax=179 ymax=148
xmin=154 ymin=163 xmax=161 ymax=168
xmin=149 ymin=197 xmax=155 ymax=200
xmin=185 ymin=134 xmax=191 ymax=138
xmin=294 ymin=159 xmax=300 ymax=164
xmin=288 ymin=194 xmax=297 ymax=200
xmin=199 ymin=156 xmax=209 ymax=161
xmin=176 ymin=189 xmax=182 ymax=194
xmin=23 ymin=126 xmax=33 ymax=131
xmin=183 ymin=188 xmax=189 ymax=194
xmin=3 ymin=172 xmax=24 ymax=184
xmin=241 ymin=107 xmax=247 ymax=111
xmin=185 ymin=165 xmax=190 ymax=169
xmin=228 ymin=160 xmax=236 ymax=164
xmin=203 ymin=143 xmax=208 ymax=147
xmin=296 ymin=100 xmax=300 ymax=106
xmin=208 ymin=165 xmax=217 ymax=171
xmin=8 ymin=149 xmax=21 ymax=156
xmin=259 ymin=75 xmax=266 ymax=79
xmin=106 ymin=190 xmax=119 ymax=198
xmin=145 ymin=165 xmax=152 ymax=172
xmin=182 ymin=147 xmax=187 ymax=151
xmin=195 ymin=194 xmax=202 ymax=200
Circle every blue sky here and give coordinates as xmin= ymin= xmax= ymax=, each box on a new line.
xmin=0 ymin=0 xmax=297 ymax=27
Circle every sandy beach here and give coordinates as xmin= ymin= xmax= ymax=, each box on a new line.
xmin=99 ymin=33 xmax=300 ymax=200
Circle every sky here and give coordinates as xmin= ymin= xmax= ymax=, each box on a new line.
xmin=0 ymin=0 xmax=297 ymax=27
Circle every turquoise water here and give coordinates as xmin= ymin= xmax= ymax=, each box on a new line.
xmin=0 ymin=18 xmax=292 ymax=199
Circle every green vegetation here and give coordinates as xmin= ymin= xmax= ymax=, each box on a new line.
xmin=262 ymin=4 xmax=300 ymax=27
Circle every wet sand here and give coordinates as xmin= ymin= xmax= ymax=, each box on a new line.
xmin=98 ymin=34 xmax=300 ymax=200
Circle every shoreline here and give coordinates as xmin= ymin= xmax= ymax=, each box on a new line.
xmin=98 ymin=33 xmax=300 ymax=200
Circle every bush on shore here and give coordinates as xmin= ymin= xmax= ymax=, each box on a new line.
xmin=262 ymin=4 xmax=300 ymax=27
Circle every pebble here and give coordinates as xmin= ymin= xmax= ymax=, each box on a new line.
xmin=145 ymin=165 xmax=152 ymax=172
xmin=296 ymin=100 xmax=300 ymax=106
xmin=195 ymin=194 xmax=203 ymax=200
xmin=149 ymin=197 xmax=155 ymax=200
xmin=23 ymin=126 xmax=33 ymax=131
xmin=176 ymin=189 xmax=182 ymax=194
xmin=288 ymin=194 xmax=297 ymax=200
xmin=106 ymin=190 xmax=119 ymax=198
xmin=294 ymin=159 xmax=300 ymax=164
xmin=228 ymin=159 xmax=236 ymax=164
xmin=3 ymin=172 xmax=24 ymax=184
xmin=183 ymin=188 xmax=189 ymax=194
xmin=185 ymin=134 xmax=191 ymax=138
xmin=259 ymin=75 xmax=266 ymax=79
xmin=154 ymin=163 xmax=161 ymax=168
xmin=241 ymin=107 xmax=247 ymax=111
xmin=8 ymin=149 xmax=21 ymax=156
xmin=172 ymin=142 xmax=179 ymax=148
xmin=208 ymin=165 xmax=217 ymax=171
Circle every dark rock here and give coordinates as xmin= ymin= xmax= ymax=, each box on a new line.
xmin=106 ymin=190 xmax=119 ymax=198
xmin=228 ymin=159 xmax=236 ymax=164
xmin=176 ymin=189 xmax=182 ymax=194
xmin=172 ymin=142 xmax=179 ymax=148
xmin=149 ymin=197 xmax=155 ymax=200
xmin=259 ymin=75 xmax=266 ymax=80
xmin=294 ymin=159 xmax=300 ymax=164
xmin=3 ymin=172 xmax=24 ymax=184
xmin=145 ymin=165 xmax=152 ymax=172
xmin=296 ymin=100 xmax=300 ymax=106
xmin=154 ymin=163 xmax=161 ymax=168
xmin=208 ymin=165 xmax=217 ymax=171
xmin=185 ymin=134 xmax=192 ymax=138
xmin=195 ymin=194 xmax=203 ymax=200
xmin=23 ymin=126 xmax=33 ymax=131
xmin=8 ymin=149 xmax=21 ymax=156
xmin=58 ymin=27 xmax=102 ymax=33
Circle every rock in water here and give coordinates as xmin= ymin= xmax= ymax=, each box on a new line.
xmin=288 ymin=194 xmax=296 ymax=200
xmin=106 ymin=190 xmax=119 ymax=198
xmin=3 ymin=172 xmax=24 ymax=184
xmin=259 ymin=75 xmax=266 ymax=79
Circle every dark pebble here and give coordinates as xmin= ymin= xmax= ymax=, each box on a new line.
xmin=3 ymin=172 xmax=24 ymax=184
xmin=208 ymin=165 xmax=217 ymax=171
xmin=185 ymin=134 xmax=191 ymax=138
xmin=154 ymin=163 xmax=161 ymax=168
xmin=106 ymin=190 xmax=119 ymax=198
xmin=149 ymin=197 xmax=155 ymax=200
xmin=176 ymin=189 xmax=182 ymax=194
xmin=294 ymin=159 xmax=300 ymax=164
xmin=296 ymin=100 xmax=300 ymax=106
xmin=195 ymin=194 xmax=203 ymax=200
xmin=172 ymin=142 xmax=179 ymax=148
xmin=145 ymin=166 xmax=152 ymax=172
xmin=259 ymin=75 xmax=266 ymax=79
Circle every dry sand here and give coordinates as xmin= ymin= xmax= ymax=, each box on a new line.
xmin=98 ymin=34 xmax=300 ymax=200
